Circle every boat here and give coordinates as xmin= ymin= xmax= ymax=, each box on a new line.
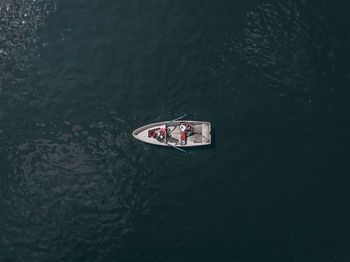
xmin=132 ymin=118 xmax=211 ymax=149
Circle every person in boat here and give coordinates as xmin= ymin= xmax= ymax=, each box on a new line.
xmin=148 ymin=128 xmax=167 ymax=142
xmin=178 ymin=122 xmax=193 ymax=145
xmin=159 ymin=128 xmax=166 ymax=141
xmin=179 ymin=123 xmax=193 ymax=134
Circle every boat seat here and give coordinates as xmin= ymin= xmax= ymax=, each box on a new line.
xmin=189 ymin=134 xmax=202 ymax=143
xmin=202 ymin=124 xmax=209 ymax=138
xmin=193 ymin=125 xmax=202 ymax=133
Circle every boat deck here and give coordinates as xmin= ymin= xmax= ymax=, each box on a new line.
xmin=166 ymin=123 xmax=210 ymax=145
xmin=132 ymin=121 xmax=211 ymax=147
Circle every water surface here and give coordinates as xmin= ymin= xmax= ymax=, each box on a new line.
xmin=1 ymin=0 xmax=350 ymax=261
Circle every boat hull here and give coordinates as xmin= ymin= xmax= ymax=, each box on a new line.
xmin=132 ymin=120 xmax=211 ymax=147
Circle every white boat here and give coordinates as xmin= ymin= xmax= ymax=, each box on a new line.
xmin=132 ymin=120 xmax=211 ymax=148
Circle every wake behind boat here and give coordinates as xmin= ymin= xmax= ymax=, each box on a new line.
xmin=132 ymin=120 xmax=211 ymax=148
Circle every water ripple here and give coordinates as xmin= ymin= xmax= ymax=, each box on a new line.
xmin=1 ymin=119 xmax=156 ymax=262
xmin=220 ymin=1 xmax=314 ymax=98
xmin=0 ymin=0 xmax=56 ymax=102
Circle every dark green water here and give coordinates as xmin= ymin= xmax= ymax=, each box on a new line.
xmin=1 ymin=0 xmax=350 ymax=261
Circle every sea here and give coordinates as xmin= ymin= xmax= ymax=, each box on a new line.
xmin=1 ymin=0 xmax=350 ymax=261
